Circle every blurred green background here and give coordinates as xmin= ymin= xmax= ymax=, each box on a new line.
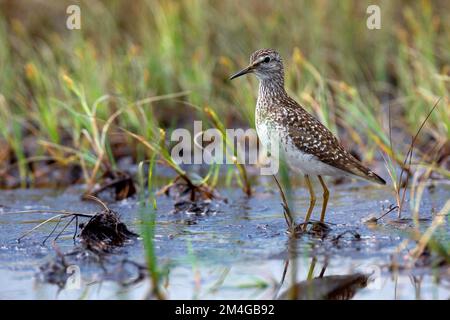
xmin=0 ymin=0 xmax=449 ymax=187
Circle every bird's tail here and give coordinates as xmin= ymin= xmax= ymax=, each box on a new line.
xmin=347 ymin=158 xmax=386 ymax=185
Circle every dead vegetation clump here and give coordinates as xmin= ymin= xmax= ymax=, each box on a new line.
xmin=17 ymin=196 xmax=138 ymax=253
xmin=156 ymin=173 xmax=224 ymax=218
xmin=83 ymin=170 xmax=136 ymax=201
xmin=79 ymin=207 xmax=138 ymax=253
xmin=157 ymin=174 xmax=219 ymax=202
xmin=15 ymin=196 xmax=141 ymax=288
xmin=170 ymin=199 xmax=219 ymax=216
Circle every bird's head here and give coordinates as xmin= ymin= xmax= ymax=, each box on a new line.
xmin=229 ymin=49 xmax=284 ymax=81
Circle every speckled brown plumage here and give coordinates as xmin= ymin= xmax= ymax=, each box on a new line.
xmin=258 ymin=94 xmax=385 ymax=184
xmin=230 ymin=49 xmax=387 ymax=229
xmin=231 ymin=48 xmax=386 ymax=227
xmin=237 ymin=48 xmax=385 ymax=184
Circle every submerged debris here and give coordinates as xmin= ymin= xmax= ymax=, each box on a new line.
xmin=331 ymin=230 xmax=361 ymax=244
xmin=38 ymin=253 xmax=70 ymax=289
xmin=158 ymin=175 xmax=219 ymax=202
xmin=171 ymin=199 xmax=219 ymax=216
xmin=83 ymin=170 xmax=136 ymax=201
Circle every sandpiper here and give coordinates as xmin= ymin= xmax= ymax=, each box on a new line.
xmin=230 ymin=48 xmax=385 ymax=228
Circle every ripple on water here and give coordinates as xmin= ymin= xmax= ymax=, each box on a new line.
xmin=0 ymin=183 xmax=448 ymax=299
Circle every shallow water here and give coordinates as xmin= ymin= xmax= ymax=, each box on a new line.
xmin=0 ymin=182 xmax=448 ymax=300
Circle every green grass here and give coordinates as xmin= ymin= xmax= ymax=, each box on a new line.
xmin=0 ymin=0 xmax=449 ymax=188
xmin=138 ymin=156 xmax=166 ymax=299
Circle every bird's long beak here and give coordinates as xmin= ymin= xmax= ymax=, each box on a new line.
xmin=229 ymin=64 xmax=254 ymax=80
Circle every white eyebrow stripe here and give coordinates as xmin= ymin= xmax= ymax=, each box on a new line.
xmin=255 ymin=56 xmax=268 ymax=64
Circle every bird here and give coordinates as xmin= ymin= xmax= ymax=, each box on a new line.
xmin=230 ymin=48 xmax=385 ymax=229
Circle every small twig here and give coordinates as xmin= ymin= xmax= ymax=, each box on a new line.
xmin=42 ymin=216 xmax=63 ymax=245
xmin=318 ymin=259 xmax=328 ymax=278
xmin=83 ymin=194 xmax=110 ymax=212
xmin=280 ymin=259 xmax=289 ymax=287
xmin=6 ymin=210 xmax=94 ymax=217
xmin=397 ymin=135 xmax=414 ymax=217
xmin=14 ymin=211 xmax=95 ymax=242
xmin=74 ymin=215 xmax=79 ymax=242
xmin=273 ymin=259 xmax=290 ymax=299
xmin=375 ymin=204 xmax=399 ymax=222
xmin=388 ymin=102 xmax=393 ymax=155
xmin=397 ymin=98 xmax=441 ymax=217
xmin=54 ymin=216 xmax=77 ymax=242
xmin=156 ymin=176 xmax=180 ymax=196
xmin=18 ymin=214 xmax=71 ymax=242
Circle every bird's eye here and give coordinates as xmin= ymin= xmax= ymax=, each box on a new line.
xmin=263 ymin=56 xmax=271 ymax=63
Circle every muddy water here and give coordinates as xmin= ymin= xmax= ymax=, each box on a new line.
xmin=0 ymin=182 xmax=448 ymax=299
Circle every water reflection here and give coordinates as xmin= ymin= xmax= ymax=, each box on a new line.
xmin=0 ymin=185 xmax=448 ymax=299
xmin=277 ymin=257 xmax=369 ymax=300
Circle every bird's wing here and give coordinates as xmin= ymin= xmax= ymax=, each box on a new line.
xmin=283 ymin=100 xmax=385 ymax=185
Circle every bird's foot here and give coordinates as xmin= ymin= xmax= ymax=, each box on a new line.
xmin=294 ymin=220 xmax=331 ymax=236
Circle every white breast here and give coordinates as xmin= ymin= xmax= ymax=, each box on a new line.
xmin=256 ymin=121 xmax=345 ymax=177
xmin=282 ymin=136 xmax=345 ymax=176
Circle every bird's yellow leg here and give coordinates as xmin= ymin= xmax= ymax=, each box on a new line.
xmin=318 ymin=175 xmax=329 ymax=223
xmin=303 ymin=175 xmax=316 ymax=227
xmin=307 ymin=257 xmax=317 ymax=280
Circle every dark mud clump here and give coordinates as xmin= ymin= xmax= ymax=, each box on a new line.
xmin=79 ymin=208 xmax=138 ymax=253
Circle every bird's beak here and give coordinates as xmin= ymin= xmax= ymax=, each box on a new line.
xmin=229 ymin=64 xmax=254 ymax=80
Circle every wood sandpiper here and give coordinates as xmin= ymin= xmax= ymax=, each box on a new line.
xmin=230 ymin=48 xmax=385 ymax=229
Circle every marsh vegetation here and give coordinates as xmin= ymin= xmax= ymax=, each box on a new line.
xmin=0 ymin=0 xmax=448 ymax=299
